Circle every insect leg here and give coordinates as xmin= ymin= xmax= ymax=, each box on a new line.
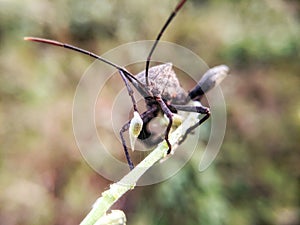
xmin=120 ymin=121 xmax=135 ymax=170
xmin=137 ymin=105 xmax=159 ymax=140
xmin=120 ymin=105 xmax=159 ymax=170
xmin=156 ymin=97 xmax=173 ymax=154
xmin=118 ymin=70 xmax=138 ymax=112
xmin=171 ymin=104 xmax=211 ymax=145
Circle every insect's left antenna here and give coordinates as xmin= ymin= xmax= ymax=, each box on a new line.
xmin=24 ymin=37 xmax=136 ymax=80
xmin=145 ymin=0 xmax=187 ymax=86
xmin=24 ymin=37 xmax=152 ymax=97
xmin=24 ymin=37 xmax=150 ymax=96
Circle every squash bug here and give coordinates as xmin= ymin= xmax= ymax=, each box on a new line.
xmin=24 ymin=0 xmax=229 ymax=170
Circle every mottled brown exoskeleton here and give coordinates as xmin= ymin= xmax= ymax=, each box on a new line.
xmin=25 ymin=0 xmax=229 ymax=170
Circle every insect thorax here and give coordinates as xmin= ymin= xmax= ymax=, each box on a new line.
xmin=135 ymin=63 xmax=188 ymax=104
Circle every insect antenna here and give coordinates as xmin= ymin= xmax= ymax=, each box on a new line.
xmin=145 ymin=0 xmax=187 ymax=86
xmin=24 ymin=37 xmax=151 ymax=97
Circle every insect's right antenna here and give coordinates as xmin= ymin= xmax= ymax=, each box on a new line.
xmin=145 ymin=0 xmax=187 ymax=86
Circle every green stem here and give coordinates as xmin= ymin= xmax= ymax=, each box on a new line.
xmin=80 ymin=104 xmax=200 ymax=225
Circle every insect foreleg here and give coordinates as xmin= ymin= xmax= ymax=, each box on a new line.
xmin=156 ymin=97 xmax=174 ymax=154
xmin=120 ymin=105 xmax=159 ymax=170
xmin=118 ymin=70 xmax=139 ymax=112
xmin=120 ymin=121 xmax=135 ymax=170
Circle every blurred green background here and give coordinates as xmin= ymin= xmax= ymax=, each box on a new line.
xmin=1 ymin=0 xmax=299 ymax=224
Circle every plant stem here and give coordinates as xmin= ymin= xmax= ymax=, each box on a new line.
xmin=80 ymin=103 xmax=200 ymax=225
